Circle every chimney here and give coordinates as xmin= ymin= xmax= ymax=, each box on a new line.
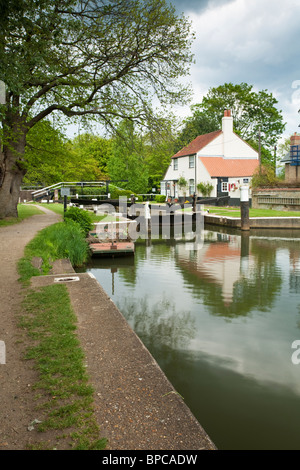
xmin=222 ymin=109 xmax=233 ymax=137
xmin=291 ymin=132 xmax=300 ymax=147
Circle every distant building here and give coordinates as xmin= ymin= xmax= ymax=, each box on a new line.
xmin=282 ymin=133 xmax=300 ymax=184
xmin=161 ymin=110 xmax=259 ymax=204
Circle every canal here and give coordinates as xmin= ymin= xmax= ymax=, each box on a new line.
xmin=81 ymin=225 xmax=300 ymax=450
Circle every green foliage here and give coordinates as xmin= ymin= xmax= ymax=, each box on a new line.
xmin=154 ymin=194 xmax=167 ymax=202
xmin=178 ymin=176 xmax=188 ymax=188
xmin=80 ymin=186 xmax=107 ymax=196
xmin=19 ymin=221 xmax=90 ymax=281
xmin=0 ymin=0 xmax=194 ymax=217
xmin=108 ymin=185 xmax=137 ymax=199
xmin=251 ymin=165 xmax=280 ymax=188
xmin=23 ymin=121 xmax=103 ymax=186
xmin=197 ymin=182 xmax=214 ymax=197
xmin=107 ymin=121 xmax=149 ymax=194
xmin=69 ymin=133 xmax=112 ymax=179
xmin=174 ymin=109 xmax=218 ymax=152
xmin=64 ymin=207 xmax=93 ymax=236
xmin=196 ymin=82 xmax=286 ymax=148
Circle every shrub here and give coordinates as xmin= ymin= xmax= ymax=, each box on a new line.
xmin=251 ymin=165 xmax=279 ymax=188
xmin=64 ymin=206 xmax=93 ymax=235
xmin=178 ymin=176 xmax=187 ymax=189
xmin=21 ymin=221 xmax=90 ymax=279
xmin=197 ymin=182 xmax=214 ymax=197
xmin=154 ymin=194 xmax=166 ymax=203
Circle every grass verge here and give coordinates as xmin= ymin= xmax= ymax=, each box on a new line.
xmin=18 ymin=220 xmax=90 ymax=284
xmin=18 ymin=219 xmax=107 ymax=450
xmin=0 ymin=204 xmax=44 ymax=227
xmin=205 ymin=206 xmax=300 ymax=218
xmin=20 ymin=284 xmax=107 ymax=450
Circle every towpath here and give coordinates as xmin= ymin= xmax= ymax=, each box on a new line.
xmin=0 ymin=206 xmax=216 ymax=451
xmin=0 ymin=206 xmax=61 ymax=449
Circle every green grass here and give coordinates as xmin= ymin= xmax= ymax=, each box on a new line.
xmin=17 ymin=217 xmax=107 ymax=450
xmin=20 ymin=284 xmax=107 ymax=450
xmin=36 ymin=203 xmax=115 ymax=223
xmin=0 ymin=204 xmax=44 ymax=227
xmin=205 ymin=206 xmax=300 ymax=218
xmin=18 ymin=220 xmax=90 ymax=285
xmin=35 ymin=202 xmax=64 ymax=215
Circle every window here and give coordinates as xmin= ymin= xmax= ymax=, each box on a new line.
xmin=243 ymin=178 xmax=249 ymax=183
xmin=160 ymin=181 xmax=166 ymax=196
xmin=173 ymin=158 xmax=178 ymax=170
xmin=189 ymin=155 xmax=195 ymax=168
xmin=221 ymin=182 xmax=228 ymax=193
xmin=189 ymin=179 xmax=195 ymax=194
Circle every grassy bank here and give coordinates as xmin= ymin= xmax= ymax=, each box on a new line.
xmin=0 ymin=204 xmax=44 ymax=227
xmin=18 ymin=220 xmax=90 ymax=284
xmin=18 ymin=216 xmax=107 ymax=450
xmin=205 ymin=206 xmax=300 ymax=218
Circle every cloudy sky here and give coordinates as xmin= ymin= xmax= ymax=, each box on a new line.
xmin=169 ymin=0 xmax=300 ymax=140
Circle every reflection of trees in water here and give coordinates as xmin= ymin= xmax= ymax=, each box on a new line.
xmin=117 ymin=294 xmax=196 ymax=363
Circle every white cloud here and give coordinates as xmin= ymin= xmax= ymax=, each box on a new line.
xmin=185 ymin=0 xmax=300 ymax=136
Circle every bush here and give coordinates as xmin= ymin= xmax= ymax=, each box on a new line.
xmin=80 ymin=186 xmax=107 ymax=196
xmin=108 ymin=185 xmax=137 ymax=199
xmin=251 ymin=165 xmax=279 ymax=188
xmin=64 ymin=206 xmax=93 ymax=235
xmin=154 ymin=194 xmax=166 ymax=203
xmin=197 ymin=182 xmax=214 ymax=196
xmin=21 ymin=221 xmax=90 ymax=278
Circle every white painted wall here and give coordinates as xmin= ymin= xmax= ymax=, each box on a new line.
xmin=162 ymin=111 xmax=258 ymax=198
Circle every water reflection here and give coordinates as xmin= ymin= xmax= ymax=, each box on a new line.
xmin=82 ymin=227 xmax=300 ymax=449
xmin=175 ymin=231 xmax=282 ymax=317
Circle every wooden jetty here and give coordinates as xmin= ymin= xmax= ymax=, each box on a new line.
xmin=89 ymin=240 xmax=135 ymax=257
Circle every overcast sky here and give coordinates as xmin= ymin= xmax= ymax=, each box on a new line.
xmin=169 ymin=0 xmax=300 ymax=141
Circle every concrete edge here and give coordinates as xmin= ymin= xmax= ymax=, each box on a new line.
xmin=204 ymin=214 xmax=300 ymax=229
xmin=30 ymin=272 xmax=217 ymax=451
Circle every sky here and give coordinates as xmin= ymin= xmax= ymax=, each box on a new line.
xmin=168 ymin=0 xmax=300 ymax=141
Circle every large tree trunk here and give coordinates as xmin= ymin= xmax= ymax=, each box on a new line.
xmin=0 ymin=121 xmax=27 ymax=219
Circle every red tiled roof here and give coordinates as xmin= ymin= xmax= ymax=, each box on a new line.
xmin=172 ymin=130 xmax=222 ymax=158
xmin=199 ymin=157 xmax=259 ymax=177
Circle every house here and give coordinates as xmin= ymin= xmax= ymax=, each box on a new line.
xmin=161 ymin=110 xmax=259 ymax=205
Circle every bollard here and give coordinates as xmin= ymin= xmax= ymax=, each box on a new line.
xmin=240 ymin=185 xmax=250 ymax=231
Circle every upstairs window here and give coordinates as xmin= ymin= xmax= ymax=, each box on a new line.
xmin=189 ymin=155 xmax=195 ymax=168
xmin=173 ymin=158 xmax=178 ymax=170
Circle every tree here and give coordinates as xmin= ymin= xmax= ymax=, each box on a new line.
xmin=174 ymin=108 xmax=218 ymax=152
xmin=195 ymin=82 xmax=286 ymax=149
xmin=69 ymin=133 xmax=112 ymax=179
xmin=107 ymin=121 xmax=149 ymax=194
xmin=23 ymin=121 xmax=103 ymax=185
xmin=143 ymin=113 xmax=179 ymax=188
xmin=0 ymin=0 xmax=194 ymax=218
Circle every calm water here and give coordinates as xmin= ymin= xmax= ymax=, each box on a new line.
xmin=81 ymin=225 xmax=300 ymax=450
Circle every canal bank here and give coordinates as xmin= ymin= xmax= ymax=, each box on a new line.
xmin=30 ymin=264 xmax=216 ymax=451
xmin=203 ymin=213 xmax=300 ymax=229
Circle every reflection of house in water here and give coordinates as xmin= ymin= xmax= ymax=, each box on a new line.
xmin=175 ymin=232 xmax=255 ymax=305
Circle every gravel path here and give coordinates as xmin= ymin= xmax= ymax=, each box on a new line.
xmin=0 ymin=207 xmax=61 ymax=449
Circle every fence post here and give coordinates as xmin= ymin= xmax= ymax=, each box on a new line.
xmin=240 ymin=185 xmax=250 ymax=231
